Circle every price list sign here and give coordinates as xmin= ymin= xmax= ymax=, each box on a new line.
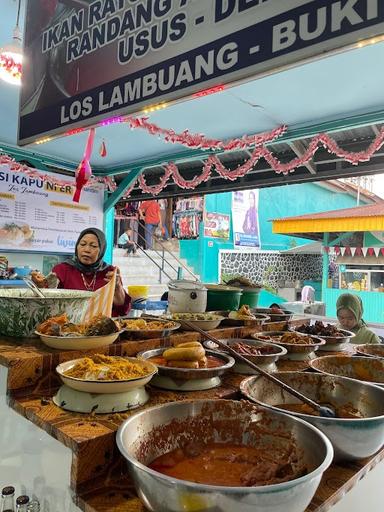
xmin=0 ymin=165 xmax=104 ymax=253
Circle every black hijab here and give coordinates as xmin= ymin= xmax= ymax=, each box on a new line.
xmin=66 ymin=228 xmax=109 ymax=274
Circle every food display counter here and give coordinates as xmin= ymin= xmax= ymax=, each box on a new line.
xmin=0 ymin=320 xmax=383 ymax=512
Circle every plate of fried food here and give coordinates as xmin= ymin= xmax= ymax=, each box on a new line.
xmin=118 ymin=317 xmax=180 ymax=339
xmin=56 ymin=354 xmax=158 ymax=393
xmin=36 ymin=313 xmax=121 ymax=350
xmin=216 ymin=305 xmax=270 ymax=326
xmin=252 ymin=331 xmax=325 ymax=361
xmin=166 ymin=312 xmax=224 ymax=330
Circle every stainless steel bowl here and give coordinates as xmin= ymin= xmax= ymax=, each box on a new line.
xmin=119 ymin=320 xmax=181 ymax=340
xmin=355 ymin=344 xmax=384 ymax=358
xmin=117 ymin=399 xmax=333 ymax=512
xmin=241 ymin=372 xmax=384 ymax=461
xmin=212 ymin=311 xmax=270 ymax=327
xmin=254 ymin=307 xmax=294 ymax=322
xmin=310 ymin=355 xmax=384 ymax=387
xmin=273 ymin=334 xmax=325 ymax=360
xmin=137 ymin=348 xmax=235 ymax=380
xmin=294 ymin=326 xmax=355 ymax=351
xmin=203 ymin=338 xmax=287 ymax=374
xmin=251 ymin=331 xmax=325 ymax=360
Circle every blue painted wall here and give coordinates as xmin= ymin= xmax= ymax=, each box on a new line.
xmin=259 ymin=183 xmax=364 ymax=250
xmin=180 ymin=192 xmax=233 ymax=282
xmin=180 ymin=183 xmax=368 ymax=282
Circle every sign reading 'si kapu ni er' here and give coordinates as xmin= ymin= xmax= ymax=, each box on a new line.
xmin=19 ymin=0 xmax=384 ymax=145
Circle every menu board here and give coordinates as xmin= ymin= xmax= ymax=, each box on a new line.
xmin=0 ymin=165 xmax=104 ymax=253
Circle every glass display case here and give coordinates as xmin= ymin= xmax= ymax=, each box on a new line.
xmin=339 ymin=266 xmax=384 ymax=292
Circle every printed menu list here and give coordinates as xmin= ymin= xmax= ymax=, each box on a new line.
xmin=0 ymin=166 xmax=104 ymax=253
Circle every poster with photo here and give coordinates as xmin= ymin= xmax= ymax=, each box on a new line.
xmin=232 ymin=190 xmax=260 ymax=248
xmin=0 ymin=165 xmax=104 ymax=253
xmin=204 ymin=212 xmax=230 ymax=239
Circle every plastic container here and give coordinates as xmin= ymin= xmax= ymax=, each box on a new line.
xmin=128 ymin=285 xmax=149 ymax=301
xmin=145 ymin=300 xmax=168 ymax=316
xmin=205 ymin=285 xmax=242 ymax=311
xmin=13 ymin=266 xmax=32 ymax=278
xmin=239 ymin=287 xmax=262 ymax=308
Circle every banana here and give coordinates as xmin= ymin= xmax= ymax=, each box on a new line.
xmin=167 ymin=360 xmax=199 ymax=369
xmin=163 ymin=346 xmax=205 ymax=361
xmin=176 ymin=341 xmax=202 ymax=348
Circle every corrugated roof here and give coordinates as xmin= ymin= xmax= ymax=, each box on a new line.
xmin=272 ymin=203 xmax=384 ymax=222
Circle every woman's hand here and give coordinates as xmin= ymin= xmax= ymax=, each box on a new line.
xmin=105 ymin=267 xmax=126 ymax=306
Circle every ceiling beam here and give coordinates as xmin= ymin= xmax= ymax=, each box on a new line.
xmin=289 ymin=141 xmax=316 ymax=174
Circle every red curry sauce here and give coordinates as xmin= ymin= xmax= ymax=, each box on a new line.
xmin=148 ymin=442 xmax=306 ymax=486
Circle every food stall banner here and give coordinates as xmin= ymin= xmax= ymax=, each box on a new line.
xmin=232 ymin=190 xmax=260 ymax=248
xmin=0 ymin=165 xmax=104 ymax=253
xmin=19 ymin=0 xmax=384 ymax=144
xmin=204 ymin=212 xmax=230 ymax=239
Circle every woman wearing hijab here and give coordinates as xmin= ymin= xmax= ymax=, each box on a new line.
xmin=336 ymin=293 xmax=380 ymax=344
xmin=52 ymin=228 xmax=131 ymax=316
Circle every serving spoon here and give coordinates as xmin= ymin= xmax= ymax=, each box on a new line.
xmin=162 ymin=316 xmax=336 ymax=418
xmin=23 ymin=277 xmax=46 ymax=298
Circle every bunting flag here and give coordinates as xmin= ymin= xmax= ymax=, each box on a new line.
xmin=324 ymin=246 xmax=384 ymax=257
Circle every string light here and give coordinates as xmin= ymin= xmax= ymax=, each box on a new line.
xmin=142 ymin=102 xmax=168 ymax=114
xmin=193 ymin=85 xmax=225 ymax=97
xmin=356 ymin=34 xmax=384 ymax=48
xmin=35 ymin=136 xmax=52 ymax=145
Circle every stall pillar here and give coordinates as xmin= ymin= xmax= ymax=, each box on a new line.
xmin=104 ymin=207 xmax=114 ymax=265
xmin=322 ymin=233 xmax=329 ymax=302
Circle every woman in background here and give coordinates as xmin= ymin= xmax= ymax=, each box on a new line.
xmin=52 ymin=228 xmax=131 ymax=317
xmin=336 ymin=293 xmax=380 ymax=344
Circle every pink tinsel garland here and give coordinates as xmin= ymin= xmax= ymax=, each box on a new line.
xmin=135 ymin=126 xmax=384 ymax=195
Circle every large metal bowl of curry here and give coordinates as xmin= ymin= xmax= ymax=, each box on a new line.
xmin=117 ymin=399 xmax=333 ymax=512
xmin=241 ymin=372 xmax=384 ymax=461
xmin=310 ymin=355 xmax=384 ymax=387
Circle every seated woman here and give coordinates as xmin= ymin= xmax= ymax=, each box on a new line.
xmin=336 ymin=293 xmax=380 ymax=344
xmin=52 ymin=227 xmax=131 ymax=317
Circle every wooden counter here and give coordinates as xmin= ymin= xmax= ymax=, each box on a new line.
xmin=1 ymin=320 xmax=383 ymax=512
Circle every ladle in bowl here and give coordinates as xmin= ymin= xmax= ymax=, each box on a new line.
xmin=174 ymin=318 xmax=336 ymax=418
xmin=23 ymin=277 xmax=46 ymax=299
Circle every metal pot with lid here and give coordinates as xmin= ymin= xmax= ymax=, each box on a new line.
xmin=168 ymin=280 xmax=207 ymax=313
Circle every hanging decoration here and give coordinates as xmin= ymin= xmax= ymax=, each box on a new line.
xmin=126 ymin=117 xmax=288 ymax=150
xmin=99 ymin=139 xmax=107 ymax=158
xmin=325 ymin=246 xmax=384 ymax=257
xmin=0 ymin=152 xmax=113 ymax=190
xmin=73 ymin=128 xmax=96 ymax=202
xmin=130 ymin=124 xmax=384 ymax=196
